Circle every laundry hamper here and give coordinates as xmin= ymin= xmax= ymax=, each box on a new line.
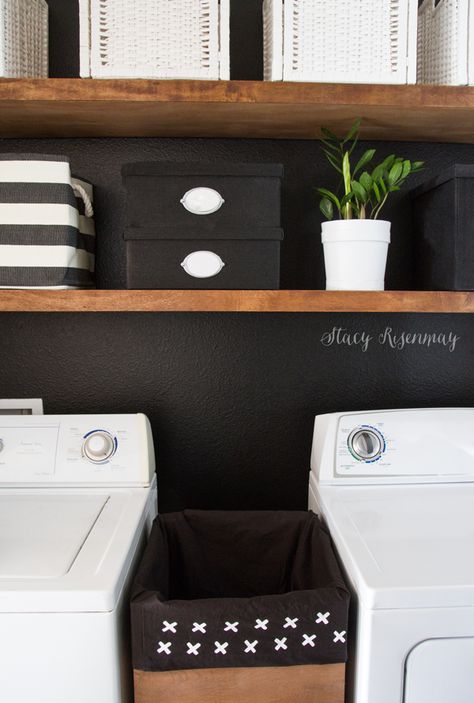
xmin=0 ymin=0 xmax=48 ymax=77
xmin=131 ymin=510 xmax=349 ymax=703
xmin=79 ymin=0 xmax=230 ymax=79
xmin=418 ymin=0 xmax=474 ymax=85
xmin=263 ymin=0 xmax=418 ymax=84
xmin=0 ymin=155 xmax=95 ymax=289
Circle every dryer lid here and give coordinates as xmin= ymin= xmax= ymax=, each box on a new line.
xmin=317 ymin=481 xmax=474 ymax=610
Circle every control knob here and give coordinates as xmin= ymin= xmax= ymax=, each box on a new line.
xmin=82 ymin=430 xmax=116 ymax=463
xmin=348 ymin=427 xmax=384 ymax=462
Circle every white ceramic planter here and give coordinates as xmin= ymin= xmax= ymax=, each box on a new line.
xmin=321 ymin=220 xmax=391 ymax=291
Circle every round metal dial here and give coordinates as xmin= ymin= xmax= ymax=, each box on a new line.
xmin=82 ymin=430 xmax=116 ymax=463
xmin=348 ymin=427 xmax=384 ymax=461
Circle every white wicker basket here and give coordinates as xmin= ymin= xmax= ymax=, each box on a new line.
xmin=263 ymin=0 xmax=418 ymax=84
xmin=0 ymin=0 xmax=48 ymax=77
xmin=79 ymin=0 xmax=230 ymax=80
xmin=418 ymin=0 xmax=474 ymax=85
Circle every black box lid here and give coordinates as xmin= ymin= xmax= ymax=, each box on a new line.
xmin=412 ymin=164 xmax=474 ymax=199
xmin=122 ymin=161 xmax=284 ymax=179
xmin=124 ymin=226 xmax=284 ymax=241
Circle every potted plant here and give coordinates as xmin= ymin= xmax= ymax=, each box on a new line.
xmin=317 ymin=119 xmax=423 ymax=291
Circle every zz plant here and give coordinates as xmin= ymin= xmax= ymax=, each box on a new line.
xmin=317 ymin=118 xmax=424 ymax=221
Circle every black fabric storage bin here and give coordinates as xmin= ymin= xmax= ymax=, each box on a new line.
xmin=122 ymin=162 xmax=283 ymax=229
xmin=131 ymin=510 xmax=349 ymax=673
xmin=412 ymin=164 xmax=474 ymax=290
xmin=122 ymin=162 xmax=284 ymax=289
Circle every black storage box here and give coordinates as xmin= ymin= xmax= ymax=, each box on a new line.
xmin=122 ymin=162 xmax=284 ymax=289
xmin=412 ymin=164 xmax=474 ymax=290
xmin=131 ymin=510 xmax=349 ymax=703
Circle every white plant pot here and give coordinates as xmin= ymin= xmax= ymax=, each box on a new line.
xmin=321 ymin=219 xmax=391 ymax=291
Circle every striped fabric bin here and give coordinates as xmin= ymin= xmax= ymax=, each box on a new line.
xmin=0 ymin=154 xmax=95 ymax=289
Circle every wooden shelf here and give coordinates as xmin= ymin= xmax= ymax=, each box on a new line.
xmin=0 ymin=290 xmax=472 ymax=313
xmin=2 ymin=79 xmax=474 ymax=141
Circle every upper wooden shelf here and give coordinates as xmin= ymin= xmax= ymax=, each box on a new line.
xmin=2 ymin=79 xmax=474 ymax=141
xmin=0 ymin=290 xmax=472 ymax=313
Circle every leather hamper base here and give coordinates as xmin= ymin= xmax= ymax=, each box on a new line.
xmin=134 ymin=662 xmax=345 ymax=703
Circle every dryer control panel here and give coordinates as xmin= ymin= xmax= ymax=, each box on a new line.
xmin=311 ymin=408 xmax=474 ymax=485
xmin=0 ymin=414 xmax=155 ymax=487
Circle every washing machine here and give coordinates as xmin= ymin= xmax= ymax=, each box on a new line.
xmin=0 ymin=413 xmax=157 ymax=703
xmin=308 ymin=408 xmax=474 ymax=703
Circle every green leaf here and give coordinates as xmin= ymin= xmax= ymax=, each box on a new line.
xmin=359 ymin=171 xmax=372 ymax=192
xmin=373 ymin=181 xmax=381 ymax=203
xmin=343 ymin=117 xmax=362 ymax=143
xmin=321 ymin=127 xmax=340 ymax=143
xmin=340 ymin=192 xmax=354 ymax=208
xmin=351 ymin=180 xmax=367 ymax=203
xmin=323 ymin=149 xmax=343 ymax=173
xmin=316 ymin=188 xmax=341 ymax=210
xmin=371 ymin=163 xmax=385 ymax=182
xmin=378 ymin=177 xmax=387 ymax=195
xmin=319 ymin=197 xmax=334 ymax=221
xmin=411 ymin=161 xmax=424 ymax=172
xmin=379 ymin=154 xmax=396 ymax=174
xmin=348 ymin=133 xmax=359 ymax=155
xmin=353 ymin=148 xmax=376 ymax=176
xmin=320 ymin=138 xmax=340 ymax=153
xmin=342 ymin=151 xmax=352 ymax=196
xmin=401 ymin=159 xmax=412 ymax=180
xmin=388 ymin=161 xmax=403 ymax=185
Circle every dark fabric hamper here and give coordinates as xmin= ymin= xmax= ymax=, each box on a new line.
xmin=131 ymin=510 xmax=349 ymax=690
xmin=122 ymin=162 xmax=284 ymax=289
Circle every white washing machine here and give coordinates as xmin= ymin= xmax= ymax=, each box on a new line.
xmin=308 ymin=408 xmax=474 ymax=703
xmin=0 ymin=413 xmax=157 ymax=703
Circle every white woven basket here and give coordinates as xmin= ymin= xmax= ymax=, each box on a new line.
xmin=0 ymin=0 xmax=48 ymax=77
xmin=418 ymin=0 xmax=474 ymax=85
xmin=263 ymin=0 xmax=418 ymax=84
xmin=80 ymin=0 xmax=230 ymax=80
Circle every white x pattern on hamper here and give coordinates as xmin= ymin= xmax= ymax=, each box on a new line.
xmin=154 ymin=613 xmax=347 ymax=658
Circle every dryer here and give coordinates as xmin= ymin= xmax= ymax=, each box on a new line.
xmin=308 ymin=408 xmax=474 ymax=703
xmin=0 ymin=413 xmax=157 ymax=703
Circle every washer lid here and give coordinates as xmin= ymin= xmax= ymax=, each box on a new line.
xmin=0 ymin=485 xmax=153 ymax=613
xmin=317 ymin=481 xmax=474 ymax=610
xmin=0 ymin=495 xmax=107 ymax=579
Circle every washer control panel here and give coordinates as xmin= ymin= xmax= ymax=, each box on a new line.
xmin=0 ymin=414 xmax=154 ymax=486
xmin=311 ymin=408 xmax=474 ymax=485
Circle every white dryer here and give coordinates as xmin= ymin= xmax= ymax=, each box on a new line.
xmin=0 ymin=413 xmax=157 ymax=703
xmin=308 ymin=408 xmax=474 ymax=703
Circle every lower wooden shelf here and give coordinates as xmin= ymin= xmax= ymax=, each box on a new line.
xmin=0 ymin=290 xmax=472 ymax=313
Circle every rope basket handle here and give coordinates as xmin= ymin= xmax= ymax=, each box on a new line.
xmin=72 ymin=182 xmax=94 ymax=218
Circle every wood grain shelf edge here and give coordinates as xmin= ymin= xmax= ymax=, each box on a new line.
xmin=1 ymin=79 xmax=474 ymax=141
xmin=0 ymin=290 xmax=472 ymax=313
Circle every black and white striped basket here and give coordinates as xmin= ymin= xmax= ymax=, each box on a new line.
xmin=0 ymin=154 xmax=95 ymax=289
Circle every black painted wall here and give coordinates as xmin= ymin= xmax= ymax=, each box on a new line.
xmin=1 ymin=1 xmax=473 ymax=511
